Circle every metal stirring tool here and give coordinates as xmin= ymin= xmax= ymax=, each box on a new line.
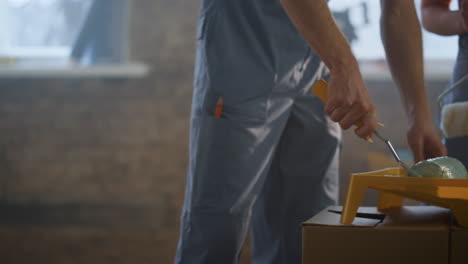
xmin=373 ymin=130 xmax=423 ymax=177
xmin=311 ymin=79 xmax=423 ymax=177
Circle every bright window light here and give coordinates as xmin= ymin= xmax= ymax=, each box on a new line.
xmin=0 ymin=0 xmax=92 ymax=59
xmin=329 ymin=0 xmax=459 ymax=60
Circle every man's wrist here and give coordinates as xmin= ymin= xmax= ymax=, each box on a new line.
xmin=327 ymin=54 xmax=359 ymax=74
xmin=408 ymin=105 xmax=431 ymax=125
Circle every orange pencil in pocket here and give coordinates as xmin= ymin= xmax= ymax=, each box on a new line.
xmin=214 ymin=97 xmax=223 ymax=118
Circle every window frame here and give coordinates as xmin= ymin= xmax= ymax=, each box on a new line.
xmin=0 ymin=0 xmax=149 ymax=79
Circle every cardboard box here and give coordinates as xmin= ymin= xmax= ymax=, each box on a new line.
xmin=302 ymin=206 xmax=452 ymax=264
xmin=451 ymin=222 xmax=468 ymax=264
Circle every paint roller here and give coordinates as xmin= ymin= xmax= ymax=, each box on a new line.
xmin=438 ymin=74 xmax=468 ymax=139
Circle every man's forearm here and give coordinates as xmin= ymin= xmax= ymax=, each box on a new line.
xmin=281 ymin=0 xmax=378 ymax=138
xmin=280 ymin=0 xmax=357 ymax=71
xmin=281 ymin=0 xmax=377 ymax=139
xmin=380 ymin=0 xmax=430 ymax=122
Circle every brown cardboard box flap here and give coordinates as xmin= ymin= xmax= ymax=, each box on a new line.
xmin=379 ymin=206 xmax=450 ymax=230
xmin=451 ymin=223 xmax=468 ymax=264
xmin=303 ymin=205 xmax=450 ymax=229
xmin=303 ymin=206 xmax=384 ymax=227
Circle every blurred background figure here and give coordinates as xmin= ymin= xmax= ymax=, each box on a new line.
xmin=0 ymin=0 xmax=128 ymax=66
xmin=422 ymin=0 xmax=468 ymax=167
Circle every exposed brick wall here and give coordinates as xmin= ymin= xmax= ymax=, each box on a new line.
xmin=0 ymin=2 xmax=199 ymax=261
xmin=0 ymin=0 xmax=198 ymax=208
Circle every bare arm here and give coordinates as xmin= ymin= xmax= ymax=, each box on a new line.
xmin=381 ymin=0 xmax=446 ymax=161
xmin=381 ymin=0 xmax=427 ymax=123
xmin=280 ymin=0 xmax=377 ymax=138
xmin=422 ymin=0 xmax=466 ymax=36
xmin=280 ymin=0 xmax=353 ymax=72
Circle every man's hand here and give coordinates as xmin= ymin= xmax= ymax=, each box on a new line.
xmin=407 ymin=119 xmax=447 ymax=162
xmin=280 ymin=0 xmax=377 ymax=139
xmin=326 ymin=63 xmax=377 ymax=139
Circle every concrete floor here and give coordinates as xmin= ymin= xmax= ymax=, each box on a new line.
xmin=0 ymin=226 xmax=164 ymax=264
xmin=0 ymin=201 xmax=261 ymax=264
xmin=0 ymin=203 xmax=181 ymax=264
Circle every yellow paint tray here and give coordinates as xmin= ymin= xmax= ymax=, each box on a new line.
xmin=342 ymin=167 xmax=468 ymax=227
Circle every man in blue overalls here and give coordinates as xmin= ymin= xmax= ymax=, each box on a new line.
xmin=175 ymin=0 xmax=447 ymax=263
xmin=422 ymin=0 xmax=468 ymax=166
